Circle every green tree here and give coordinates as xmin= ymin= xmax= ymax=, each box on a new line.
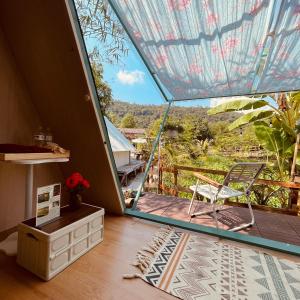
xmin=209 ymin=121 xmax=230 ymax=137
xmin=213 ymin=125 xmax=260 ymax=154
xmin=148 ymin=118 xmax=163 ymax=137
xmin=148 ymin=117 xmax=184 ymax=140
xmin=75 ymin=0 xmax=128 ymax=64
xmin=208 ymin=93 xmax=300 ymax=179
xmin=75 ymin=1 xmax=130 ymax=114
xmin=146 ymin=116 xmax=214 ymax=165
xmin=91 ymin=62 xmax=113 ymax=114
xmin=107 ymin=101 xmax=238 ymax=129
xmin=120 ymin=113 xmax=136 ymax=128
xmin=106 ymin=111 xmax=118 ymax=125
xmin=146 ymin=117 xmax=187 ymax=167
xmin=183 ymin=116 xmax=212 ymax=142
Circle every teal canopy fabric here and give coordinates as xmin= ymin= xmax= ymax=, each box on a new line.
xmin=109 ymin=0 xmax=300 ymax=101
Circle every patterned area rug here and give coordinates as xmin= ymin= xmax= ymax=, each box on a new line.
xmin=125 ymin=227 xmax=300 ymax=299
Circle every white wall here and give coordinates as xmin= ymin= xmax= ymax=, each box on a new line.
xmin=113 ymin=151 xmax=130 ymax=168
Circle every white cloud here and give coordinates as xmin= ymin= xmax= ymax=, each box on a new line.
xmin=117 ymin=70 xmax=145 ymax=85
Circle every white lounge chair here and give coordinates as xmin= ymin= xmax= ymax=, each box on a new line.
xmin=188 ymin=162 xmax=265 ymax=231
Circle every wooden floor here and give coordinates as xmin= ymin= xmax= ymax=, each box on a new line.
xmin=0 ymin=215 xmax=300 ymax=300
xmin=137 ymin=192 xmax=300 ymax=246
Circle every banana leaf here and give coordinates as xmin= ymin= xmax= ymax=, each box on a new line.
xmin=208 ymin=98 xmax=268 ymax=115
xmin=273 ymin=120 xmax=296 ymax=138
xmin=228 ymin=110 xmax=273 ymax=131
xmin=254 ymin=125 xmax=294 ymax=156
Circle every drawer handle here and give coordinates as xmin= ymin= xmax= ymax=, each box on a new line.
xmin=26 ymin=233 xmax=38 ymax=241
xmin=53 ymin=245 xmax=70 ymax=258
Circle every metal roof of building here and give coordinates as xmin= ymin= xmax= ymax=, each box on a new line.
xmin=119 ymin=128 xmax=146 ymax=134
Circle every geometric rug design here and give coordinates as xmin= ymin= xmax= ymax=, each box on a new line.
xmin=126 ymin=227 xmax=300 ymax=300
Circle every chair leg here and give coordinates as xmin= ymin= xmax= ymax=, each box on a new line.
xmin=229 ymin=195 xmax=255 ymax=232
xmin=188 ymin=179 xmax=199 ymax=215
xmin=192 ymin=195 xmax=225 ymax=217
xmin=212 ymin=200 xmax=219 ymax=229
xmin=247 ymin=197 xmax=255 ymax=226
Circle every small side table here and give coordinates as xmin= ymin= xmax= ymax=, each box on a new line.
xmin=0 ymin=154 xmax=69 ymax=255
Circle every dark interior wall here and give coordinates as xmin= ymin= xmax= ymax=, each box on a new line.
xmin=0 ymin=0 xmax=123 ymax=232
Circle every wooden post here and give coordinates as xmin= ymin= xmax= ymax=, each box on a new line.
xmin=288 ymin=188 xmax=298 ymax=210
xmin=145 ymin=167 xmax=150 ymax=192
xmin=289 ymin=134 xmax=300 ymax=211
xmin=158 ymin=166 xmax=162 ymax=194
xmin=297 ymin=194 xmax=300 ymax=216
xmin=174 ymin=168 xmax=178 ymax=197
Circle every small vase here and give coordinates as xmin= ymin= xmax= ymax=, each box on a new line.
xmin=69 ymin=193 xmax=82 ymax=210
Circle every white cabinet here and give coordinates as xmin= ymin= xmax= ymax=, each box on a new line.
xmin=17 ymin=204 xmax=104 ymax=280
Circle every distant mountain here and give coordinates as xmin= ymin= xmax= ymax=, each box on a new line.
xmin=107 ymin=100 xmax=238 ymax=128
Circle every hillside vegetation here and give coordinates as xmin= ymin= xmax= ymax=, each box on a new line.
xmin=107 ymin=101 xmax=238 ymax=128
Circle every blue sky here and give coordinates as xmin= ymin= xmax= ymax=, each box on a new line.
xmin=102 ymin=43 xmax=165 ymax=105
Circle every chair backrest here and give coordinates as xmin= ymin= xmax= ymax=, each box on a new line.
xmin=223 ymin=162 xmax=266 ymax=192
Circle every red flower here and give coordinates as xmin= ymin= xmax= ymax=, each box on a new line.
xmin=66 ymin=177 xmax=80 ymax=189
xmin=65 ymin=172 xmax=90 ymax=191
xmin=82 ymin=179 xmax=90 ymax=189
xmin=71 ymin=172 xmax=83 ymax=181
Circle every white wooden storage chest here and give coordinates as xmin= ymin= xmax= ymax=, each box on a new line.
xmin=17 ymin=204 xmax=104 ymax=281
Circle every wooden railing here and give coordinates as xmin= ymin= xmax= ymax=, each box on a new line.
xmin=157 ymin=165 xmax=300 ymax=215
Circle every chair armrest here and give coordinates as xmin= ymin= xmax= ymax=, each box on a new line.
xmin=193 ymin=172 xmax=223 ymax=189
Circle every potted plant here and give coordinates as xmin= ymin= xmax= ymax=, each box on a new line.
xmin=65 ymin=172 xmax=90 ymax=209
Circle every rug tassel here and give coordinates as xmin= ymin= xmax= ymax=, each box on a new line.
xmin=141 ymin=246 xmax=156 ymax=254
xmin=131 ymin=261 xmax=147 ymax=273
xmin=131 ymin=251 xmax=153 ymax=272
xmin=123 ymin=273 xmax=143 ymax=279
xmin=142 ymin=226 xmax=173 ymax=255
xmin=124 ymin=226 xmax=174 ymax=279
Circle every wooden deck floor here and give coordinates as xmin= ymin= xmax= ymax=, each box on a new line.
xmin=137 ymin=192 xmax=300 ymax=246
xmin=1 ymin=215 xmax=300 ymax=300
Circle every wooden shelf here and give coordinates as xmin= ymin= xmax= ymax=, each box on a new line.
xmin=0 ymin=151 xmax=70 ymax=162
